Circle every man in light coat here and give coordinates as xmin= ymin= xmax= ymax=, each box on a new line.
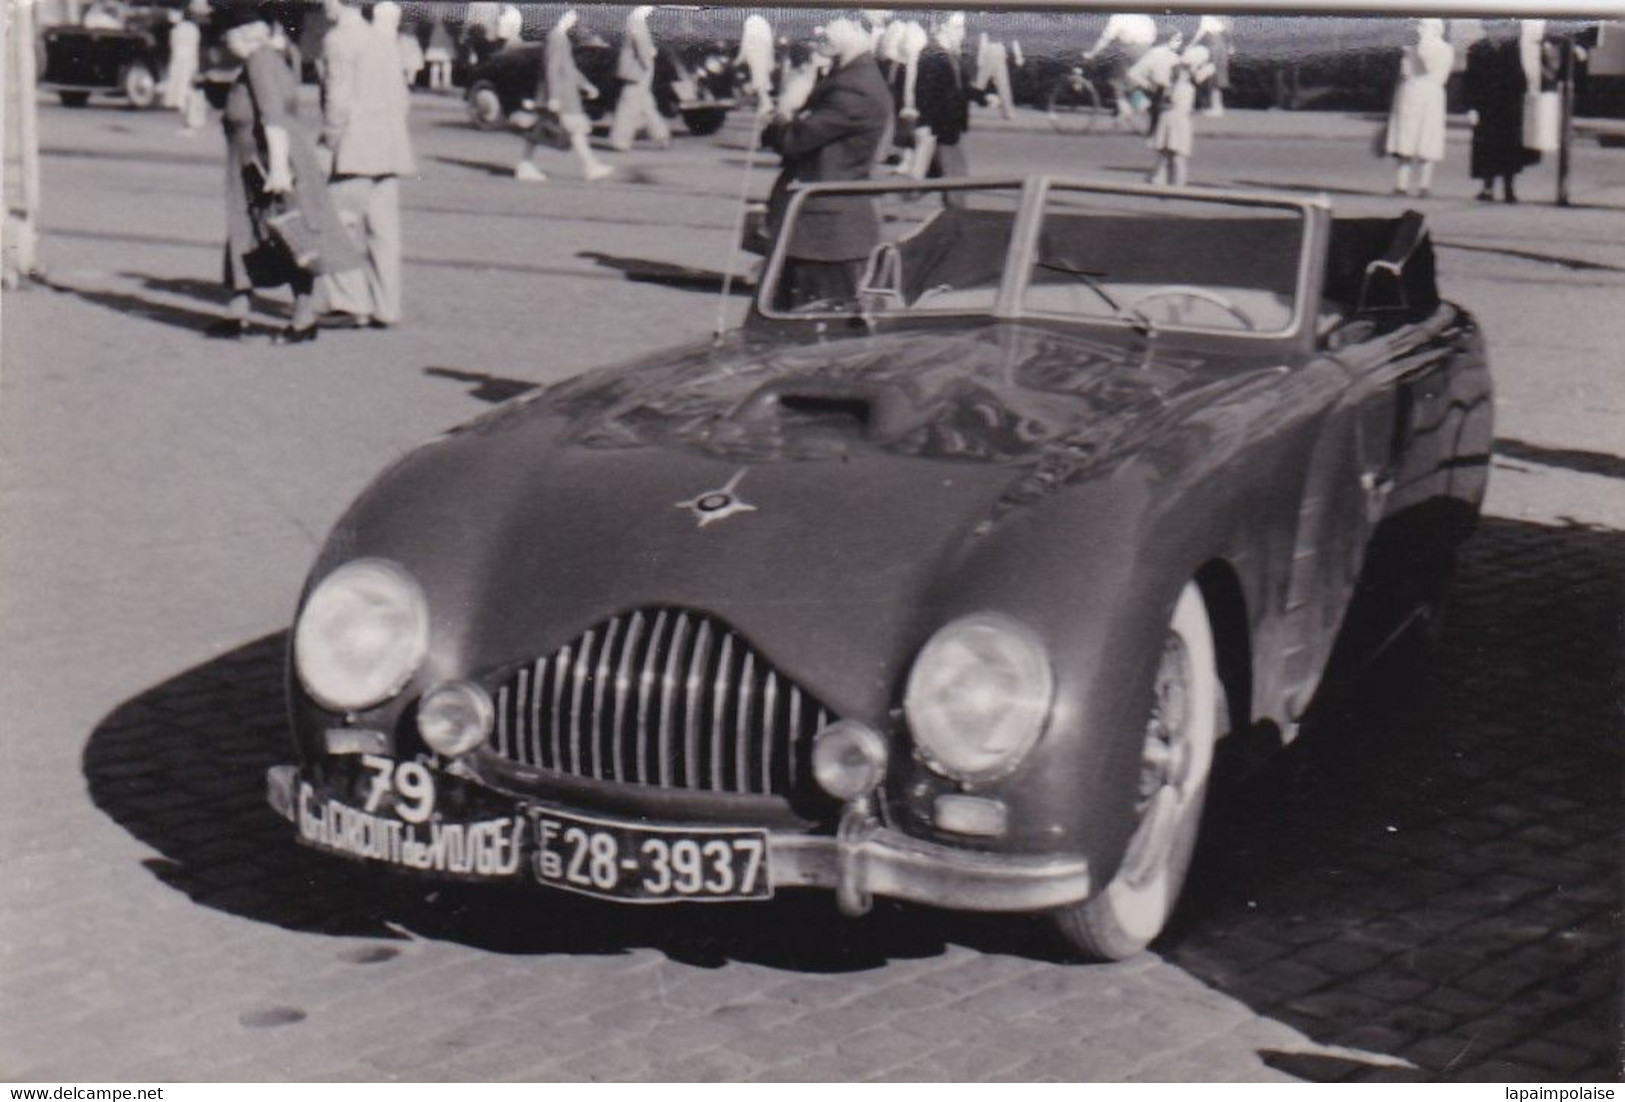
xmin=320 ymin=0 xmax=416 ymax=327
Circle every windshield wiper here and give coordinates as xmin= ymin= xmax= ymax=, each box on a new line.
xmin=1035 ymin=260 xmax=1156 ymax=337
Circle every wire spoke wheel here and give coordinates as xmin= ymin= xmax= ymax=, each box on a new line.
xmin=1051 ymin=581 xmax=1220 ymax=960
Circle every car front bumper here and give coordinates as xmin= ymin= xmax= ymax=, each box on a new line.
xmin=266 ymin=763 xmax=1090 ymax=915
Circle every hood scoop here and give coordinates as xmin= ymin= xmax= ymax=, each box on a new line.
xmin=733 ymin=377 xmax=930 ymax=445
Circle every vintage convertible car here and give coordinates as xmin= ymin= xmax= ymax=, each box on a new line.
xmin=266 ymin=178 xmax=1490 ymax=959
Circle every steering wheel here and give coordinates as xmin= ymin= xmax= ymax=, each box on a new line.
xmin=787 ymin=297 xmax=851 ymax=315
xmin=1128 ymin=286 xmax=1258 ymax=331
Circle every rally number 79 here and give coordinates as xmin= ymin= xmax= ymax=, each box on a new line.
xmin=359 ymin=754 xmax=436 ymax=824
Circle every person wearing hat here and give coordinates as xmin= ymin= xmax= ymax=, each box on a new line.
xmin=211 ymin=4 xmax=360 ymax=342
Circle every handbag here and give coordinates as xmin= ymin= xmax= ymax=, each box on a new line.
xmin=526 ymin=107 xmax=572 ymax=151
xmin=245 ymin=161 xmax=324 ymax=271
xmin=264 ymin=201 xmax=324 ymax=271
xmin=1522 ymin=90 xmax=1560 ymax=153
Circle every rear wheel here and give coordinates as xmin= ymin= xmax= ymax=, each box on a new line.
xmin=466 ymin=80 xmax=505 ymax=130
xmin=1051 ymin=582 xmax=1220 ymax=960
xmin=122 ymin=62 xmax=157 ymax=109
xmin=59 ymin=90 xmax=90 ymax=107
xmin=1046 ymin=72 xmax=1102 ymax=135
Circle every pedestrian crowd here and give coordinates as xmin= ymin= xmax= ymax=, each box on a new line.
xmin=126 ymin=3 xmax=1587 ymax=337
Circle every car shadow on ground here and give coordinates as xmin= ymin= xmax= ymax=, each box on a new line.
xmin=1492 ymin=439 xmax=1625 ymax=480
xmin=423 ymin=365 xmax=541 ymax=403
xmin=81 ymin=515 xmax=1621 ymax=1069
xmin=1167 ymin=513 xmax=1622 ymax=1081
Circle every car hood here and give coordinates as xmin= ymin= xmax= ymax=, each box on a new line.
xmin=325 ymin=324 xmax=1284 ymax=717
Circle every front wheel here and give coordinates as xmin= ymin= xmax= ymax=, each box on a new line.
xmin=59 ymin=90 xmax=91 ymax=107
xmin=1051 ymin=581 xmax=1220 ymax=960
xmin=122 ymin=62 xmax=158 ymax=109
xmin=465 ymin=80 xmax=505 ymax=131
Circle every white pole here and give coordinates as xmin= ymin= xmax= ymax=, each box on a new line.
xmin=19 ymin=0 xmax=42 ymax=231
xmin=4 ymin=0 xmax=43 ymax=285
xmin=713 ymin=103 xmax=764 ymax=340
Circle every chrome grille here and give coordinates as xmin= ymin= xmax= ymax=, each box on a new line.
xmin=488 ymin=609 xmax=833 ymax=795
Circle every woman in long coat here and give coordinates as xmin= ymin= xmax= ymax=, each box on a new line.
xmin=1385 ymin=18 xmax=1453 ymax=197
xmin=514 ymin=9 xmax=612 ymax=181
xmin=1464 ymin=21 xmax=1540 ymax=202
xmin=213 ymin=7 xmax=359 ymax=341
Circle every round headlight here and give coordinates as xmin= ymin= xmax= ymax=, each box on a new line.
xmin=903 ymin=613 xmax=1054 ymax=782
xmin=417 ymin=680 xmax=494 ymax=758
xmin=812 ymin=720 xmax=888 ymax=801
xmin=294 ymin=559 xmax=429 ymax=712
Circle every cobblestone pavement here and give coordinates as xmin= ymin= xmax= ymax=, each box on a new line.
xmin=2 ymin=94 xmax=1621 ymax=1082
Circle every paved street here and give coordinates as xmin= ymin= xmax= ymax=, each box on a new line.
xmin=2 ymin=89 xmax=1622 ymax=1082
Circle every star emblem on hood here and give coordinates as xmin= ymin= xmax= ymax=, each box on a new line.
xmin=676 ymin=469 xmax=757 ymax=528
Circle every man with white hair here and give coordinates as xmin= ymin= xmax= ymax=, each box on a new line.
xmin=763 ymin=17 xmax=893 ymax=308
xmin=609 ymin=5 xmax=671 ymax=150
xmin=319 ymin=0 xmax=416 ymax=328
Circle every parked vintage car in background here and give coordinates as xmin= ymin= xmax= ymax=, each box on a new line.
xmin=267 ymin=177 xmax=1491 ymax=960
xmin=39 ymin=20 xmax=168 ymax=108
xmin=464 ymin=37 xmax=736 ymax=137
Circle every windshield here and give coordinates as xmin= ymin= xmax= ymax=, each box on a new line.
xmin=760 ymin=180 xmax=1310 ymax=338
xmin=1028 ymin=188 xmax=1306 ymax=335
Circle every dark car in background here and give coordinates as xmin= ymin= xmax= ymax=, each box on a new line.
xmin=266 ymin=176 xmax=1490 ymax=961
xmin=39 ymin=20 xmax=167 ymax=108
xmin=464 ymin=37 xmax=736 ymax=137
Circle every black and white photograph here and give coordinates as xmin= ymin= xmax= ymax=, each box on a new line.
xmin=0 ymin=0 xmax=1620 ymax=1085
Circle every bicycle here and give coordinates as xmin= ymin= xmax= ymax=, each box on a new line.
xmin=1045 ymin=61 xmax=1155 ymax=137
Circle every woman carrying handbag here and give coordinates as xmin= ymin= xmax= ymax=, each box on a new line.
xmin=514 ymin=9 xmax=613 ymax=182
xmin=212 ymin=5 xmax=360 ymax=343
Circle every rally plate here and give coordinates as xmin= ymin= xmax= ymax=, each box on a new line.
xmin=532 ymin=808 xmax=772 ymax=902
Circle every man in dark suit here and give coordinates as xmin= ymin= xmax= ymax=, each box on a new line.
xmin=764 ymin=17 xmax=894 ymax=309
xmin=910 ymin=12 xmax=985 ymax=199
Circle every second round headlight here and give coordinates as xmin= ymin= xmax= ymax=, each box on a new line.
xmin=903 ymin=613 xmax=1054 ymax=783
xmin=417 ymin=680 xmax=495 ymax=758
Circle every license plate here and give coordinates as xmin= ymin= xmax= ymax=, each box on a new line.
xmin=295 ymin=777 xmax=527 ymax=880
xmin=532 ymin=809 xmax=772 ymax=902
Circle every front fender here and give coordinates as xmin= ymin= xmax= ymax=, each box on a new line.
xmin=883 ymin=459 xmax=1194 ymax=884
